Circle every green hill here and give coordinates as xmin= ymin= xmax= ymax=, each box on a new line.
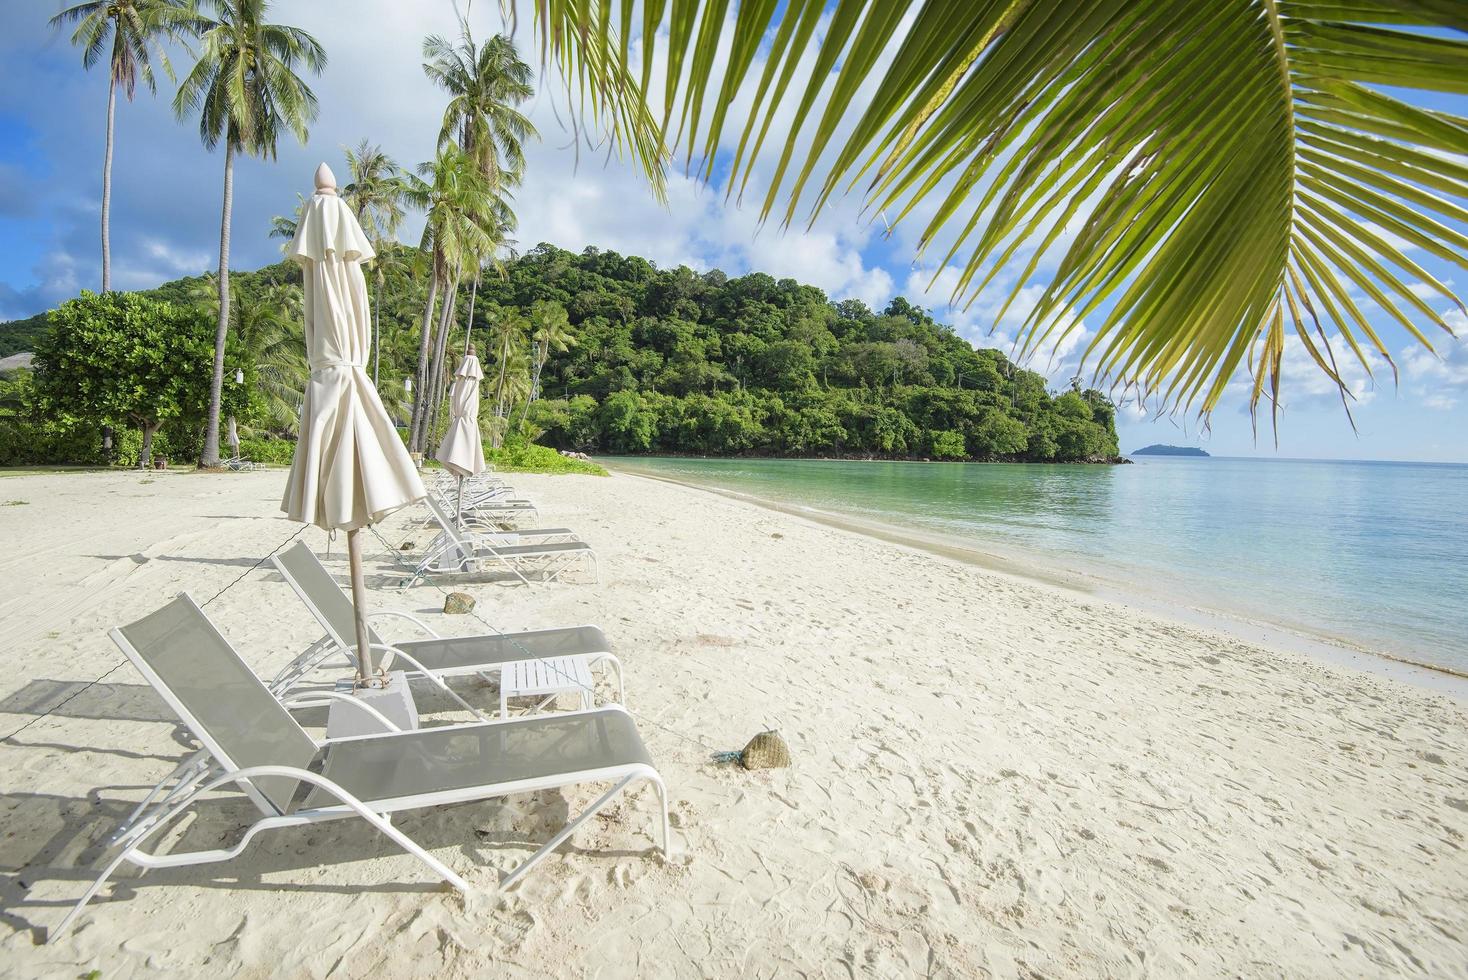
xmin=1 ymin=243 xmax=1121 ymax=464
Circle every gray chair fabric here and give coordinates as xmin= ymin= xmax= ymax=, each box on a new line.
xmin=275 ymin=539 xmax=388 ymax=648
xmin=303 ymin=707 xmax=652 ymax=811
xmin=115 ymin=596 xmax=319 ymax=813
xmin=274 ymin=541 xmax=611 ymax=671
xmin=395 ymin=627 xmax=610 ymax=671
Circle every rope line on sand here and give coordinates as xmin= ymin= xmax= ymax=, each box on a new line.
xmin=0 ymin=524 xmax=311 ymax=745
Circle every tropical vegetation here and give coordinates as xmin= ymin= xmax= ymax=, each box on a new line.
xmin=1 ymin=242 xmax=1122 ymax=465
xmin=49 ymin=0 xmax=195 ymax=293
xmin=15 ymin=4 xmax=1467 ymax=474
xmin=172 ymin=0 xmax=325 ymax=467
xmin=530 ymin=1 xmax=1468 ymax=425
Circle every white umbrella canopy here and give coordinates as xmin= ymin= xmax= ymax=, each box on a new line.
xmin=281 ymin=162 xmax=425 ymax=686
xmin=436 ymin=352 xmax=486 ymax=480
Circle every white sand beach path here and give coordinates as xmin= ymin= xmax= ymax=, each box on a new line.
xmin=1 ymin=468 xmax=1465 ymax=978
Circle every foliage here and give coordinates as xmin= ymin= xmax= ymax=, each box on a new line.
xmin=479 ymin=243 xmax=1119 ymax=461
xmin=0 ymin=416 xmax=110 ymax=467
xmin=0 ymin=316 xmax=48 ymax=359
xmin=28 ymin=291 xmax=246 ymax=466
xmin=173 ymin=0 xmax=326 ymax=157
xmin=237 ymin=435 xmax=295 ymax=465
xmin=6 ymin=241 xmax=1121 ymax=466
xmin=485 ymin=440 xmax=607 ymax=476
xmin=528 ymin=1 xmax=1468 ymax=423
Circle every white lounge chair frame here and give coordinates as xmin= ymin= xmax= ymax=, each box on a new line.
xmin=51 ymin=594 xmax=667 ymax=943
xmin=402 ymin=497 xmax=599 ymax=588
xmin=269 ymin=542 xmax=623 ymax=706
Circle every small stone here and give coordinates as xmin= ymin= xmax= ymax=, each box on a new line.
xmin=400 ymin=541 xmax=415 ymax=551
xmin=739 ymin=730 xmax=791 ymax=770
xmin=444 ymin=592 xmax=475 ymax=615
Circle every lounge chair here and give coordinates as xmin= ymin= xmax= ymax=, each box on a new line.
xmin=224 ymin=454 xmax=261 ymax=471
xmin=270 ymin=541 xmax=622 ymax=703
xmin=401 ymin=498 xmax=599 ymax=587
xmin=423 ymin=494 xmax=582 ymax=548
xmin=430 ymin=481 xmax=539 ymax=523
xmin=51 ymin=594 xmax=666 ymax=942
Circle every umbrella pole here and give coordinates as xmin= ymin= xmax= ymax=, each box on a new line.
xmin=346 ymin=527 xmax=377 ymax=688
xmin=456 ymin=475 xmax=465 ymax=532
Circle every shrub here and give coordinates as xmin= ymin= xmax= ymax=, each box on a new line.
xmin=929 ymin=429 xmax=968 ymax=460
xmin=486 ymin=441 xmax=606 ymax=475
xmin=0 ymin=418 xmax=109 ymax=466
xmin=238 ymin=436 xmax=296 ymax=466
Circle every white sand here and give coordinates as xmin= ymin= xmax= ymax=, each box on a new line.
xmin=1 ymin=467 xmax=1465 ymax=978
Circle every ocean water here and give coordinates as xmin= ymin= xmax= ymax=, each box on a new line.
xmin=610 ymin=455 xmax=1468 ymax=674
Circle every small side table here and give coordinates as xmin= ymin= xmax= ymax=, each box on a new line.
xmin=326 ymin=670 xmax=419 ymax=738
xmin=500 ymin=656 xmax=594 ymax=718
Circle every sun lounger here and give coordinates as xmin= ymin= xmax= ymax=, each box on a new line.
xmin=402 ymin=497 xmax=598 ymax=587
xmin=51 ymin=594 xmax=666 ymax=942
xmin=424 ymin=494 xmax=581 ymax=548
xmin=270 ymin=541 xmax=622 ymax=703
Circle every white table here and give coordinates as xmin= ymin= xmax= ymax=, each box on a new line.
xmin=500 ymin=655 xmax=594 ymax=718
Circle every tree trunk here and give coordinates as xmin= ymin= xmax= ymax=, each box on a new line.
xmin=517 ymin=350 xmax=544 ymax=433
xmin=408 ymin=264 xmax=441 ymax=452
xmin=373 ymin=272 xmax=382 ymax=387
xmin=424 ymin=274 xmax=459 ymax=454
xmin=101 ymin=76 xmax=115 ymax=293
xmin=200 ymin=142 xmax=234 ymax=469
xmin=138 ymin=422 xmax=158 ymax=469
xmin=462 ymin=273 xmax=479 ymax=353
xmin=494 ymin=332 xmax=510 ymax=423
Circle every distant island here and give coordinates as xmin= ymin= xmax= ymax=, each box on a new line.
xmin=1132 ymin=444 xmax=1210 ymax=457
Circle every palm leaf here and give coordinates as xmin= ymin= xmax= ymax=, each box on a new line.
xmin=529 ymin=0 xmax=1468 ymax=419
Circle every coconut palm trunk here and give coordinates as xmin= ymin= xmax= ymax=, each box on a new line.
xmin=494 ymin=334 xmax=509 ymax=419
xmin=516 ymin=342 xmax=545 ymax=432
xmin=200 ymin=140 xmax=233 ymax=469
xmin=425 ymin=274 xmax=459 ymax=452
xmin=373 ymin=275 xmax=382 ymax=387
xmin=100 ymin=75 xmax=115 ymax=292
xmin=409 ymin=262 xmax=441 ymax=452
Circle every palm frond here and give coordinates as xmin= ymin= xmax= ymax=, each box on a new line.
xmin=530 ymin=0 xmax=1468 ymax=419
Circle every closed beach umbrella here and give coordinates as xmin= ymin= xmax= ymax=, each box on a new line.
xmin=227 ymin=416 xmax=239 ymax=458
xmin=436 ymin=349 xmax=485 ymax=526
xmin=281 ymin=162 xmax=425 ymax=687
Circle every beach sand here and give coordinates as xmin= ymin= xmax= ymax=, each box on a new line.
xmin=1 ymin=467 xmax=1465 ymax=978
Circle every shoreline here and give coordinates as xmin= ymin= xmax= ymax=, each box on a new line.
xmin=609 ymin=462 xmax=1468 ymax=701
xmin=4 ymin=467 xmax=1466 ymax=975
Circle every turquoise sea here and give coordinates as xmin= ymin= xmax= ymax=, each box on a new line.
xmin=609 ymin=456 xmax=1468 ymax=674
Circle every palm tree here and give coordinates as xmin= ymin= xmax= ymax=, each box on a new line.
xmin=343 ymin=142 xmax=410 ymax=386
xmin=517 ymin=300 xmax=575 ymax=431
xmin=267 ymin=192 xmax=305 ymax=254
xmin=173 ymin=0 xmax=325 ymax=467
xmin=526 ymin=1 xmax=1468 ymax=427
xmin=422 ymin=26 xmax=538 ymax=189
xmin=233 ymin=284 xmax=307 ymax=433
xmin=401 ymin=146 xmax=504 ymax=453
xmin=487 ymin=307 xmax=528 ymax=431
xmin=49 ymin=0 xmax=197 ymax=293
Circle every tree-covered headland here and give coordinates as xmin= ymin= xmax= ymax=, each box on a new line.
xmin=0 ymin=241 xmax=1121 ymax=467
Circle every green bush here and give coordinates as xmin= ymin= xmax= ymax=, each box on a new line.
xmin=238 ymin=436 xmax=296 ymax=465
xmin=486 ymin=440 xmax=606 ymax=475
xmin=929 ymin=429 xmax=968 ymax=459
xmin=0 ymin=418 xmax=109 ymax=467
xmin=113 ymin=426 xmax=178 ymax=467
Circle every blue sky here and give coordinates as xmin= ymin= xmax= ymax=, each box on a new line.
xmin=2 ymin=2 xmax=1465 ymax=462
